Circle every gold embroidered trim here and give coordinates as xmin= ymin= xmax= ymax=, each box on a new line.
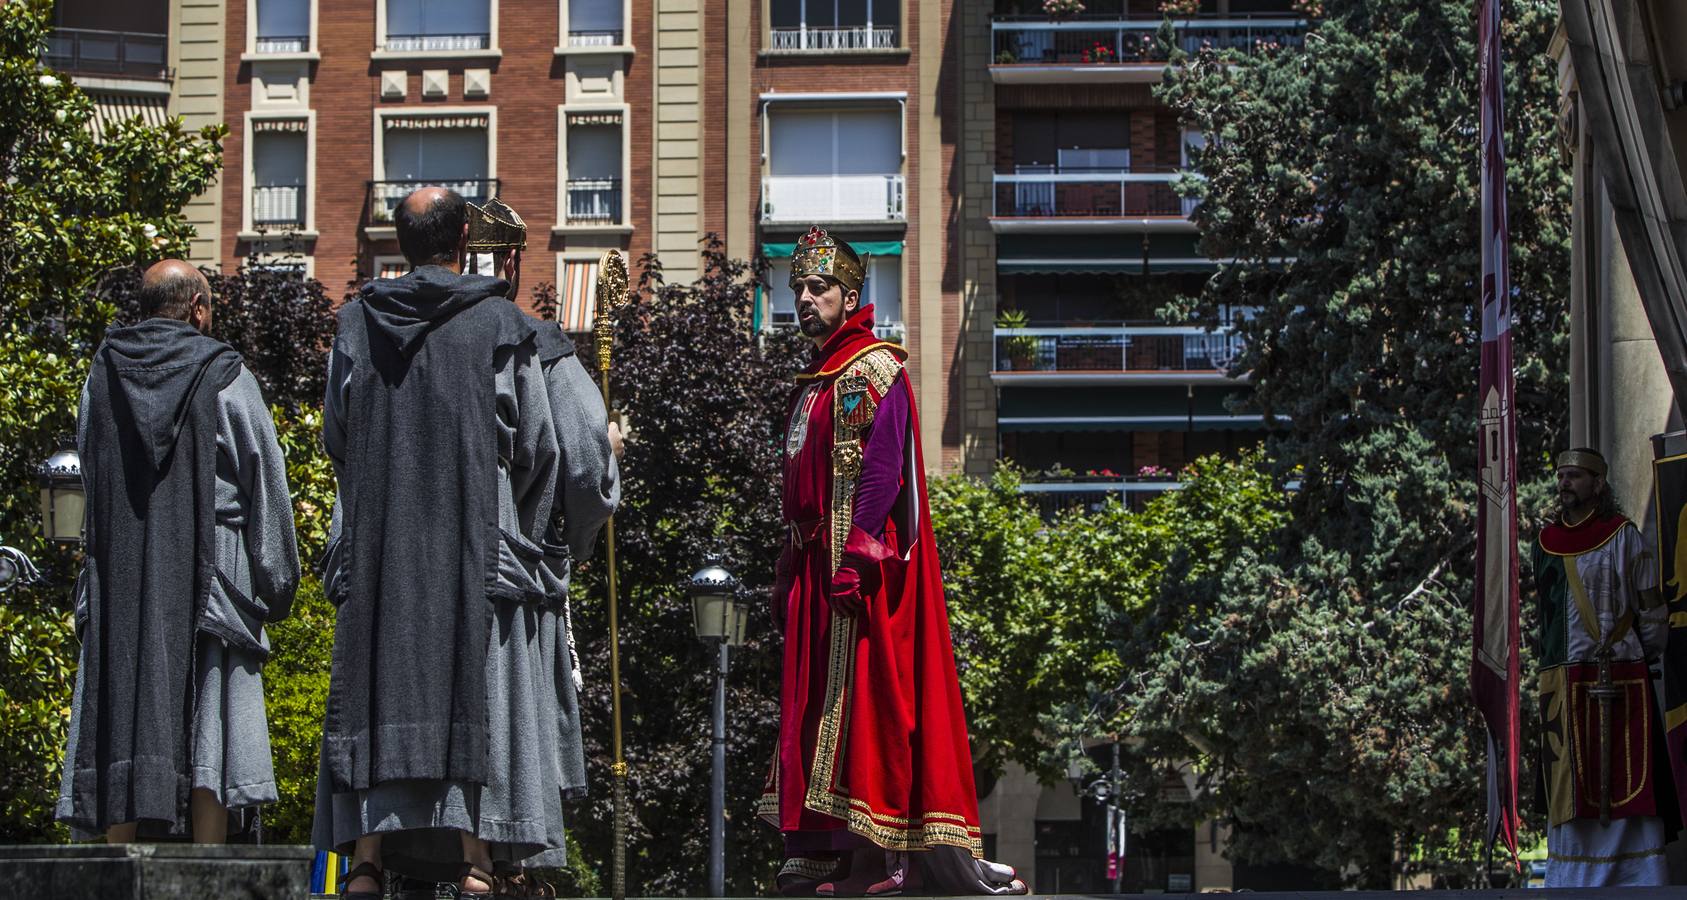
xmin=805 ymin=610 xmax=859 ymax=813
xmin=854 ymin=347 xmax=904 ymax=398
xmin=1548 ymin=846 xmax=1667 ymax=864
xmin=796 ymin=341 xmax=909 ymax=382
xmin=780 ymin=858 xmax=839 ymax=881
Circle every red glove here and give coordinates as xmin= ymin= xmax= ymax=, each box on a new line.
xmin=828 ymin=565 xmax=866 ymax=617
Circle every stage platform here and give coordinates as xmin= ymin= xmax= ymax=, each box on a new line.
xmin=0 ymin=843 xmax=312 ymax=900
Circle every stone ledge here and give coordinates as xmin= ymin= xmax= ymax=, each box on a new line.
xmin=0 ymin=843 xmax=312 ymax=900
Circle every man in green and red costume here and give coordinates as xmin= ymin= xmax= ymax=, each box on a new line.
xmin=1533 ymin=448 xmax=1677 ymax=886
xmin=759 ymin=227 xmax=1025 ymax=897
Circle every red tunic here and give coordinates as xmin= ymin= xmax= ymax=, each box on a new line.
xmin=758 ymin=307 xmax=985 ymax=856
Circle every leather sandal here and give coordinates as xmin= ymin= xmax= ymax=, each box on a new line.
xmin=339 ymin=861 xmax=386 ymax=900
xmin=491 ymin=862 xmax=556 ymax=900
xmin=447 ymin=863 xmax=501 ymax=900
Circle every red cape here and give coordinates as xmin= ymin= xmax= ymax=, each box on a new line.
xmin=1539 ymin=512 xmax=1627 ymax=556
xmin=759 ymin=307 xmax=985 ymax=855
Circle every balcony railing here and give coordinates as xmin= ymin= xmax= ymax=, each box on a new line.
xmin=382 ymin=32 xmax=491 ymax=52
xmin=255 ymin=34 xmax=309 ymax=53
xmin=45 ymin=28 xmax=169 ymax=80
xmin=993 ymin=171 xmax=1194 ymax=218
xmin=991 ymin=15 xmax=1305 ymax=66
xmin=567 ymin=177 xmax=623 ymax=224
xmin=769 ymin=25 xmax=898 ymax=52
xmin=253 ymin=184 xmax=306 ymax=227
xmin=366 ymin=179 xmax=499 ymax=225
xmin=1018 ymin=479 xmax=1185 ymax=516
xmin=995 ymin=325 xmax=1243 ymax=373
xmin=567 ymin=29 xmax=624 ymax=46
xmin=874 ymin=322 xmax=906 ymax=344
xmin=763 ymin=174 xmax=905 ymax=224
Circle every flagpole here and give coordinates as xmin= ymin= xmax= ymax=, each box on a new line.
xmin=1475 ymin=0 xmax=1522 ymax=871
xmin=594 ymin=250 xmax=632 ymax=900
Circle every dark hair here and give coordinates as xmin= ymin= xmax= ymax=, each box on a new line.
xmin=136 ymin=267 xmax=202 ymax=319
xmin=1564 ymin=447 xmax=1624 ymax=519
xmin=395 ymin=189 xmax=467 ymax=267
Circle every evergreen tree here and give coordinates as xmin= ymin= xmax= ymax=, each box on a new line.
xmin=1110 ymin=0 xmax=1569 ymax=885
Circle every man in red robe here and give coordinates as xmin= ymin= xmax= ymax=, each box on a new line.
xmin=759 ymin=227 xmax=1026 ymax=897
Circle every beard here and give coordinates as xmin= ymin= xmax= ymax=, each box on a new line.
xmin=798 ymin=305 xmax=831 ymax=337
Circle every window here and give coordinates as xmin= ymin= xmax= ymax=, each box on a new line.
xmin=764 ymin=107 xmax=903 ymax=223
xmin=764 ymin=246 xmax=900 ymax=329
xmin=255 ymin=0 xmax=310 ymax=52
xmin=251 ymin=124 xmax=308 ymax=229
xmin=769 ymin=0 xmax=899 ymax=51
xmin=864 ymin=253 xmax=900 ymax=325
xmin=566 ymin=0 xmax=623 ymax=46
xmin=373 ymin=113 xmax=494 ymax=224
xmin=384 ymin=0 xmax=490 ymax=51
xmin=564 ymin=110 xmax=624 ymax=226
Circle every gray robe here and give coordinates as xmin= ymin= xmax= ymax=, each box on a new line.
xmin=313 ymin=326 xmax=617 ymax=876
xmin=58 ymin=367 xmax=300 ymax=833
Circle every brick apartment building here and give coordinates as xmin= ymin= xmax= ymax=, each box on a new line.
xmin=48 ymin=0 xmax=1309 ymax=890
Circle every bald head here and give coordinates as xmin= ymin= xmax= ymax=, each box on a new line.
xmin=138 ymin=259 xmax=212 ymax=327
xmin=395 ymin=186 xmax=467 ymax=269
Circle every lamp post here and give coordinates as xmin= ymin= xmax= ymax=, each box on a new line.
xmin=688 ymin=558 xmax=747 ymax=898
xmin=1067 ymin=738 xmax=1126 ymax=894
xmin=37 ymin=444 xmax=84 ymax=544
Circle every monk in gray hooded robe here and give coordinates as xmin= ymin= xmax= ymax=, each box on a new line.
xmin=57 ymin=259 xmax=300 ymax=842
xmin=313 ymin=187 xmax=617 ymax=899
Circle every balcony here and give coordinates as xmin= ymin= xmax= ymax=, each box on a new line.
xmin=366 ymin=178 xmax=499 ymax=227
xmin=567 ymin=30 xmax=624 ymax=46
xmin=45 ymin=28 xmax=169 ymax=81
xmin=566 ymin=177 xmax=623 ymax=225
xmin=382 ymin=33 xmax=490 ymax=52
xmin=254 ymin=35 xmax=310 ymax=54
xmin=762 ymin=174 xmax=905 ymax=225
xmin=253 ymin=184 xmax=306 ymax=228
xmin=990 ymin=14 xmax=1305 ymax=83
xmin=1018 ymin=478 xmax=1184 ymax=517
xmin=769 ymin=25 xmax=898 ymax=52
xmin=993 ymin=171 xmax=1193 ymax=224
xmin=994 ymin=324 xmax=1243 ymax=384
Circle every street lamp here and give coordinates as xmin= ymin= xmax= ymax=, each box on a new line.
xmin=37 ymin=444 xmax=84 ymax=544
xmin=1067 ymin=739 xmax=1127 ymax=893
xmin=688 ymin=557 xmax=746 ymax=898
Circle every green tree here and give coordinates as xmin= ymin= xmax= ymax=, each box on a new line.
xmin=1109 ymin=0 xmax=1569 ymax=885
xmin=0 ymin=0 xmax=223 ymax=840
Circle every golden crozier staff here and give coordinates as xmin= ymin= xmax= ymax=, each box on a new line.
xmin=593 ymin=250 xmax=632 ymax=900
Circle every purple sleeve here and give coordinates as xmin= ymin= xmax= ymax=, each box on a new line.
xmin=852 ymin=376 xmax=910 ymax=540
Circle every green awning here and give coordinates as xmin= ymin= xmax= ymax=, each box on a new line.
xmin=997 ymin=386 xmax=1265 ymax=432
xmin=763 ymin=241 xmax=904 ymax=258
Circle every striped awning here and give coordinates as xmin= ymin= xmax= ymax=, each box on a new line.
xmin=559 ymin=260 xmax=599 ymax=332
xmin=85 ymin=91 xmax=170 ymax=136
xmin=378 ymin=260 xmax=410 ymax=279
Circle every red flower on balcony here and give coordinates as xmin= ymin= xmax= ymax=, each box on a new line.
xmin=1080 ymin=41 xmax=1114 ymax=64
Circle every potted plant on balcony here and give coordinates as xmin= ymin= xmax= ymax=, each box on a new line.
xmin=1042 ymin=0 xmax=1084 ymax=20
xmin=995 ymin=308 xmax=1038 ymax=371
xmin=1079 ymin=42 xmax=1115 ymax=64
xmin=1159 ymin=0 xmax=1200 ymax=14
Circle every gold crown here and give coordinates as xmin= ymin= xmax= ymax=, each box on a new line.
xmin=790 ymin=225 xmax=865 ymax=294
xmin=1556 ymin=449 xmax=1608 ymax=477
xmin=466 ymin=196 xmax=527 ymax=253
